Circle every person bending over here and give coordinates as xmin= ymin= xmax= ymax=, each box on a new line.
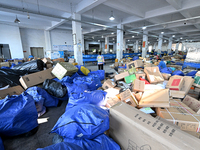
xmin=157 ymin=58 xmax=167 ymax=70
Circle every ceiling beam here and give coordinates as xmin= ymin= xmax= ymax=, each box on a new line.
xmin=103 ymin=0 xmax=145 ymax=18
xmin=76 ymin=0 xmax=107 ymax=14
xmin=166 ymin=0 xmax=183 ymax=10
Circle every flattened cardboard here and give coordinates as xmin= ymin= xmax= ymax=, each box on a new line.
xmin=105 ymin=97 xmax=121 ymax=108
xmin=102 ymin=79 xmax=116 ymax=90
xmin=144 ymin=67 xmax=164 ymax=84
xmin=139 ymin=89 xmax=170 ymax=107
xmin=19 ymin=69 xmax=55 ymax=89
xmin=134 ymin=92 xmax=143 ymax=102
xmin=0 ymin=86 xmax=24 ymax=99
xmin=157 ymin=99 xmax=200 ymax=132
xmin=135 ymin=73 xmax=146 ymax=80
xmin=132 ymin=79 xmax=145 ymax=92
xmin=162 ymin=73 xmax=171 ymax=80
xmin=120 ymin=89 xmax=138 ymax=107
xmin=110 ymin=102 xmax=200 ymax=150
xmin=183 ymin=95 xmax=200 ymax=114
xmin=114 ymin=71 xmax=129 ymax=81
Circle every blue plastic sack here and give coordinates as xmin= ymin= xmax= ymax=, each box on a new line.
xmin=67 ymin=90 xmax=107 ymax=108
xmin=160 ymin=67 xmax=172 ymax=74
xmin=171 ymin=70 xmax=185 ymax=76
xmin=186 ymin=71 xmax=197 ymax=78
xmin=64 ymin=134 xmax=120 ymax=150
xmin=0 ymin=92 xmax=38 ymax=137
xmin=1 ymin=66 xmax=10 ymax=69
xmin=37 ymin=142 xmax=83 ymax=150
xmin=51 ymin=104 xmax=109 ymax=140
xmin=26 ymin=87 xmax=59 ymax=108
xmin=0 ymin=137 xmax=4 ymax=150
xmin=175 ymin=62 xmax=183 ymax=66
xmin=88 ymin=70 xmax=105 ymax=81
xmin=133 ymin=56 xmax=139 ymax=61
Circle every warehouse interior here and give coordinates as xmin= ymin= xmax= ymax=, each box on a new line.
xmin=1 ymin=0 xmax=200 ymax=150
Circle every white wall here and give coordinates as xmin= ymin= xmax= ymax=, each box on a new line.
xmin=0 ymin=24 xmax=24 ymax=59
xmin=50 ymin=29 xmax=73 ymax=49
xmin=20 ymin=28 xmax=45 ymax=58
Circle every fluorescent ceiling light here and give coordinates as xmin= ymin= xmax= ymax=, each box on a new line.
xmin=172 ymin=35 xmax=175 ymax=37
xmin=142 ymin=26 xmax=146 ymax=30
xmin=109 ymin=11 xmax=115 ymax=21
xmin=128 ymin=40 xmax=130 ymax=41
xmin=161 ymin=32 xmax=164 ymax=34
xmin=132 ymin=36 xmax=134 ymax=38
xmin=111 ymin=32 xmax=114 ymax=35
xmin=180 ymin=37 xmax=183 ymax=39
xmin=101 ymin=35 xmax=104 ymax=38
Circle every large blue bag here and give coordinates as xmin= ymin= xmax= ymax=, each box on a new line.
xmin=160 ymin=67 xmax=172 ymax=74
xmin=186 ymin=71 xmax=197 ymax=78
xmin=88 ymin=70 xmax=105 ymax=81
xmin=67 ymin=90 xmax=107 ymax=108
xmin=37 ymin=142 xmax=83 ymax=150
xmin=171 ymin=70 xmax=185 ymax=76
xmin=26 ymin=87 xmax=59 ymax=108
xmin=0 ymin=137 xmax=4 ymax=150
xmin=0 ymin=92 xmax=38 ymax=137
xmin=133 ymin=56 xmax=139 ymax=61
xmin=64 ymin=134 xmax=120 ymax=150
xmin=51 ymin=104 xmax=109 ymax=140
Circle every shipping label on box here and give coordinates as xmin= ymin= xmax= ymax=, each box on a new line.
xmin=132 ymin=79 xmax=145 ymax=92
xmin=0 ymin=86 xmax=24 ymax=99
xmin=183 ymin=95 xmax=200 ymax=114
xmin=110 ymin=102 xmax=200 ymax=150
xmin=120 ymin=89 xmax=138 ymax=107
xmin=102 ymin=79 xmax=116 ymax=90
xmin=157 ymin=99 xmax=200 ymax=132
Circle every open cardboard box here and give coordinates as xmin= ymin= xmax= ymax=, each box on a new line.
xmin=144 ymin=67 xmax=164 ymax=84
xmin=0 ymin=85 xmax=24 ymax=99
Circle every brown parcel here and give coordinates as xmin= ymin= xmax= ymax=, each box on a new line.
xmin=157 ymin=99 xmax=200 ymax=132
xmin=132 ymin=79 xmax=145 ymax=92
xmin=0 ymin=62 xmax=10 ymax=67
xmin=133 ymin=92 xmax=143 ymax=102
xmin=139 ymin=89 xmax=170 ymax=108
xmin=102 ymin=79 xmax=116 ymax=90
xmin=120 ymin=89 xmax=138 ymax=107
xmin=114 ymin=71 xmax=129 ymax=81
xmin=182 ymin=95 xmax=200 ymax=114
xmin=110 ymin=102 xmax=200 ymax=150
xmin=0 ymin=85 xmax=24 ymax=99
xmin=168 ymin=76 xmax=184 ymax=91
xmin=162 ymin=73 xmax=171 ymax=80
xmin=105 ymin=97 xmax=121 ymax=108
xmin=20 ymin=68 xmax=55 ymax=89
xmin=144 ymin=67 xmax=164 ymax=84
xmin=133 ymin=60 xmax=144 ymax=68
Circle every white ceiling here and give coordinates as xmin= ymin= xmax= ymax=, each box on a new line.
xmin=1 ymin=0 xmax=200 ymax=44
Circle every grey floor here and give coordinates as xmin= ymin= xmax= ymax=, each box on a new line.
xmin=2 ymin=62 xmax=115 ymax=150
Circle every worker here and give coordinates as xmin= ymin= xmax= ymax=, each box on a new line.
xmin=157 ymin=58 xmax=167 ymax=69
xmin=97 ymin=52 xmax=105 ymax=70
xmin=28 ymin=55 xmax=34 ymax=61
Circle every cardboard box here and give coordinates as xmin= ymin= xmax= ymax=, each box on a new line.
xmin=133 ymin=92 xmax=143 ymax=102
xmin=120 ymin=89 xmax=138 ymax=107
xmin=135 ymin=73 xmax=146 ymax=80
xmin=14 ymin=59 xmax=23 ymax=63
xmin=105 ymin=97 xmax=121 ymax=108
xmin=0 ymin=62 xmax=10 ymax=67
xmin=119 ymin=63 xmax=123 ymax=66
xmin=182 ymin=95 xmax=200 ymax=114
xmin=144 ymin=63 xmax=155 ymax=67
xmin=184 ymin=131 xmax=200 ymax=139
xmin=46 ymin=63 xmax=53 ymax=69
xmin=118 ymin=68 xmax=125 ymax=73
xmin=69 ymin=58 xmax=75 ymax=63
xmin=102 ymin=79 xmax=116 ymax=90
xmin=19 ymin=69 xmax=55 ymax=89
xmin=42 ymin=58 xmax=51 ymax=64
xmin=110 ymin=102 xmax=200 ymax=150
xmin=144 ymin=67 xmax=164 ymax=84
xmin=132 ymin=79 xmax=145 ymax=92
xmin=134 ymin=60 xmax=144 ymax=68
xmin=0 ymin=86 xmax=24 ymax=99
xmin=52 ymin=58 xmax=65 ymax=62
xmin=126 ymin=61 xmax=135 ymax=70
xmin=169 ymin=76 xmax=194 ymax=98
xmin=114 ymin=62 xmax=119 ymax=67
xmin=51 ymin=62 xmax=78 ymax=80
xmin=139 ymin=89 xmax=170 ymax=107
xmin=114 ymin=72 xmax=129 ymax=81
xmin=162 ymin=73 xmax=171 ymax=80
xmin=168 ymin=76 xmax=184 ymax=91
xmin=157 ymin=99 xmax=200 ymax=132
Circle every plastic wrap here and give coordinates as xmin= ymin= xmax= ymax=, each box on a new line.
xmin=12 ymin=59 xmax=44 ymax=71
xmin=51 ymin=104 xmax=109 ymax=140
xmin=184 ymin=42 xmax=200 ymax=63
xmin=0 ymin=75 xmax=21 ymax=88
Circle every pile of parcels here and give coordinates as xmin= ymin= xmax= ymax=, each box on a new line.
xmin=1 ymin=57 xmax=200 ymax=149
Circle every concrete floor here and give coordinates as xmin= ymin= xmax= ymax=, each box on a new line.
xmin=1 ymin=62 xmax=115 ymax=150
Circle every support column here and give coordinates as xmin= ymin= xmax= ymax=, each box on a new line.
xmin=142 ymin=31 xmax=148 ymax=58
xmin=158 ymin=34 xmax=163 ymax=54
xmin=135 ymin=40 xmax=139 ymax=53
xmin=181 ymin=43 xmax=184 ymax=51
xmin=175 ymin=43 xmax=179 ymax=54
xmin=72 ymin=13 xmax=83 ymax=65
xmin=167 ymin=37 xmax=173 ymax=54
xmin=117 ymin=24 xmax=124 ymax=60
xmin=153 ymin=43 xmax=156 ymax=50
xmin=81 ymin=34 xmax=84 ymax=54
xmin=105 ymin=37 xmax=109 ymax=54
xmin=44 ymin=30 xmax=52 ymax=52
xmin=123 ymin=38 xmax=126 ymax=53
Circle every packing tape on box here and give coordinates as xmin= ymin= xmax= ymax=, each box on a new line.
xmin=165 ymin=108 xmax=176 ymax=124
